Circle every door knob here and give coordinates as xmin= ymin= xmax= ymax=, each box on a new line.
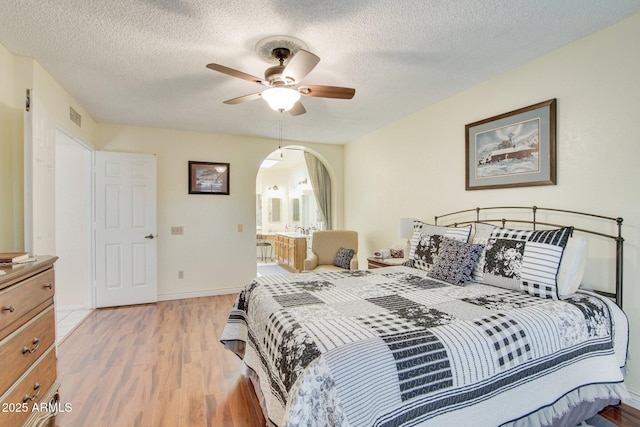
xmin=144 ymin=234 xmax=156 ymax=239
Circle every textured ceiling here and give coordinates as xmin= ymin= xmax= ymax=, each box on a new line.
xmin=1 ymin=1 xmax=638 ymax=144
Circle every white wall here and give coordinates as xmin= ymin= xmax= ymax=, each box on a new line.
xmin=95 ymin=124 xmax=344 ymax=299
xmin=344 ymin=14 xmax=640 ymax=394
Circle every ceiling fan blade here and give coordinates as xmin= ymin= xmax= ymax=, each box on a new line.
xmin=223 ymin=92 xmax=263 ymax=105
xmin=206 ymin=63 xmax=265 ymax=85
xmin=299 ymin=85 xmax=355 ymax=99
xmin=282 ymin=50 xmax=320 ymax=84
xmin=288 ymin=101 xmax=306 ymax=116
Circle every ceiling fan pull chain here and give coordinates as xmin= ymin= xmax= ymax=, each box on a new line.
xmin=279 ymin=116 xmax=283 ymax=158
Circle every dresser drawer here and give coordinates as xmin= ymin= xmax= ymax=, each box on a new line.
xmin=0 ymin=269 xmax=54 ymax=338
xmin=0 ymin=346 xmax=57 ymax=427
xmin=0 ymin=306 xmax=55 ymax=396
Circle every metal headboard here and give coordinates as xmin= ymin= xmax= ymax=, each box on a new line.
xmin=433 ymin=206 xmax=624 ymax=308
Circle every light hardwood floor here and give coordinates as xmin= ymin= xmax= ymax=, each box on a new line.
xmin=49 ymin=295 xmax=265 ymax=427
xmin=48 ymin=294 xmax=639 ymax=427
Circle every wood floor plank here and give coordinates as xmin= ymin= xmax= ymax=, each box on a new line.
xmin=600 ymin=404 xmax=640 ymax=426
xmin=154 ymin=389 xmax=181 ymax=427
xmin=181 ymin=353 xmax=206 ymax=427
xmin=47 ymin=294 xmax=635 ymax=427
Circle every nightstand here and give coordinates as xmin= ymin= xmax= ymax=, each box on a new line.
xmin=367 ymin=257 xmax=406 ymax=269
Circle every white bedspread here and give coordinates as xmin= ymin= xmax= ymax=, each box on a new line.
xmin=221 ymin=266 xmax=628 ymax=426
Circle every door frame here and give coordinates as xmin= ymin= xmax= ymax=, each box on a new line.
xmin=54 ymin=128 xmax=94 ymax=310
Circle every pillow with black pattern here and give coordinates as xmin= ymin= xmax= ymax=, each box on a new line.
xmin=408 ymin=221 xmax=472 ymax=272
xmin=428 ymin=238 xmax=484 ymax=286
xmin=482 ymin=226 xmax=572 ymax=299
xmin=411 ymin=233 xmax=443 ymax=270
xmin=333 ymin=247 xmax=355 ymax=269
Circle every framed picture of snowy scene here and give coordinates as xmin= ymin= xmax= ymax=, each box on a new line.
xmin=465 ymin=99 xmax=556 ymax=190
xmin=188 ymin=161 xmax=230 ymax=195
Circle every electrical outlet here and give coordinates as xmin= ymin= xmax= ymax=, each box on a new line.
xmin=171 ymin=226 xmax=184 ymax=235
xmin=178 ymin=270 xmax=184 ymax=279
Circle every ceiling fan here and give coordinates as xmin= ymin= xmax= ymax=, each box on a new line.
xmin=206 ymin=36 xmax=355 ymax=116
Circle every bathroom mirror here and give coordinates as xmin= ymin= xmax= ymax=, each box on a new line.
xmin=268 ymin=197 xmax=281 ymax=222
xmin=291 ymin=198 xmax=300 ymax=222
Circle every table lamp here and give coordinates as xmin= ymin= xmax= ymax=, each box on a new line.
xmin=399 ymin=218 xmax=416 ymax=261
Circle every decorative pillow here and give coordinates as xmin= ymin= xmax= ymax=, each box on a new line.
xmin=557 ymin=236 xmax=587 ymax=296
xmin=482 ymin=226 xmax=573 ymax=299
xmin=333 ymin=247 xmax=355 ymax=269
xmin=408 ymin=221 xmax=472 ymax=271
xmin=428 ymin=238 xmax=484 ymax=286
xmin=470 ymin=222 xmax=496 ymax=283
xmin=409 ymin=233 xmax=443 ymax=270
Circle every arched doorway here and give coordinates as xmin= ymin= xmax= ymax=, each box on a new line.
xmin=255 ymin=146 xmax=332 ymax=273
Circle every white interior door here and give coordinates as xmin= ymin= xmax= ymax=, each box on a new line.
xmin=95 ymin=151 xmax=157 ymax=307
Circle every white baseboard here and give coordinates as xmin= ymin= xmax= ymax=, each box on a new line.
xmin=157 ymin=286 xmax=242 ymax=302
xmin=623 ymin=388 xmax=640 ymax=410
xmin=56 ymin=304 xmax=92 ymax=311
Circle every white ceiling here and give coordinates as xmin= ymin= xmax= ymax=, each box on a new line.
xmin=1 ymin=1 xmax=638 ymax=145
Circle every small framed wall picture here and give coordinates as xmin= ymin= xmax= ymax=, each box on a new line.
xmin=188 ymin=161 xmax=230 ymax=195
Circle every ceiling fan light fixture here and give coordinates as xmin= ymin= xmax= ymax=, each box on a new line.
xmin=262 ymin=87 xmax=300 ymax=112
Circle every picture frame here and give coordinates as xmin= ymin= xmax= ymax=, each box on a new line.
xmin=188 ymin=161 xmax=230 ymax=195
xmin=465 ymin=98 xmax=556 ymax=190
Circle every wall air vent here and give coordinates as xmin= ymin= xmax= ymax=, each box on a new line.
xmin=69 ymin=106 xmax=81 ymax=128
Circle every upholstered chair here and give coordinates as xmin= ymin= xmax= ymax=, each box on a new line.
xmin=304 ymin=230 xmax=358 ymax=272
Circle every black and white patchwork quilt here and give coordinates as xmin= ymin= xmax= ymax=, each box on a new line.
xmin=220 ymin=266 xmax=628 ymax=427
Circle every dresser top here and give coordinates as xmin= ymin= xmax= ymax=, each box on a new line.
xmin=0 ymin=255 xmax=58 ymax=291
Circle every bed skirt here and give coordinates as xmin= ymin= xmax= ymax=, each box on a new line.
xmin=238 ymin=357 xmax=627 ymax=427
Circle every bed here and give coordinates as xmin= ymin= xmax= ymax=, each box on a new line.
xmin=221 ymin=206 xmax=629 ymax=426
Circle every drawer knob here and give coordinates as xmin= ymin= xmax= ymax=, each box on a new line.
xmin=44 ymin=283 xmax=53 ymax=290
xmin=3 ymin=305 xmax=15 ymax=313
xmin=22 ymin=338 xmax=40 ymax=354
xmin=22 ymin=382 xmax=41 ymax=403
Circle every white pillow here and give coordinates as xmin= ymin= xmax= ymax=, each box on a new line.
xmin=557 ymin=236 xmax=587 ymax=296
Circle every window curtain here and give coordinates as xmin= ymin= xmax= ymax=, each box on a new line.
xmin=304 ymin=152 xmax=332 ymax=230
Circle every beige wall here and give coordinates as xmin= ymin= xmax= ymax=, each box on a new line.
xmin=95 ymin=124 xmax=344 ymax=299
xmin=0 ymin=44 xmax=98 ymax=254
xmin=0 ymin=42 xmax=344 ymax=302
xmin=344 ymin=14 xmax=640 ymax=394
xmin=0 ymin=44 xmax=24 ymax=250
xmin=30 ymin=61 xmax=96 ymax=146
xmin=24 ymin=63 xmax=97 ymax=256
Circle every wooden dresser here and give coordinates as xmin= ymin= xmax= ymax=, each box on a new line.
xmin=0 ymin=256 xmax=59 ymax=427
